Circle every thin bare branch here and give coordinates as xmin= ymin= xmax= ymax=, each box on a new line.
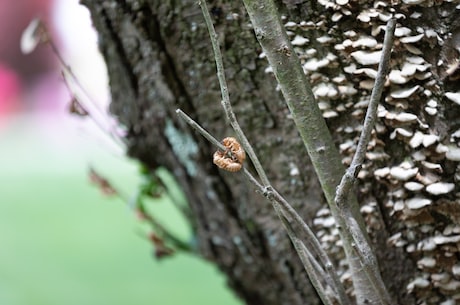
xmin=198 ymin=0 xmax=270 ymax=187
xmin=41 ymin=29 xmax=127 ymax=148
xmin=335 ymin=18 xmax=396 ymax=208
xmin=176 ymin=109 xmax=225 ymax=151
xmin=61 ymin=73 xmax=125 ymax=148
xmin=177 ymin=108 xmax=349 ymax=305
xmin=277 ymin=206 xmax=336 ymax=305
xmin=241 ymin=0 xmax=397 ymax=303
xmin=334 ymin=18 xmax=396 ymax=305
xmin=273 ymin=189 xmax=350 ymax=304
xmin=48 ymin=39 xmax=108 ymax=119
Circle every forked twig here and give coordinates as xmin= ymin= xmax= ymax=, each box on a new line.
xmin=334 ymin=19 xmax=396 ymax=305
xmin=239 ymin=0 xmax=396 ymax=302
xmin=176 ymin=108 xmax=350 ymax=305
xmin=335 ymin=18 xmax=396 ymax=208
xmin=276 ymin=203 xmax=337 ymax=305
xmin=198 ymin=0 xmax=270 ymax=187
xmin=194 ymin=1 xmax=353 ymax=304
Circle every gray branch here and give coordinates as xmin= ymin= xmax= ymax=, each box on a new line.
xmin=177 ymin=108 xmax=349 ymax=305
xmin=241 ymin=0 xmax=396 ymax=304
xmin=198 ymin=0 xmax=270 ymax=187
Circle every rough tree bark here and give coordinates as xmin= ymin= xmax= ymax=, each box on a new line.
xmin=81 ymin=1 xmax=460 ymax=305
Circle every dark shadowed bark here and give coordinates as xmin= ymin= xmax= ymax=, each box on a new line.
xmin=81 ymin=0 xmax=460 ymax=304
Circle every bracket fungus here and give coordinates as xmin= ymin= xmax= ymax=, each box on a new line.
xmin=275 ymin=2 xmax=460 ymax=303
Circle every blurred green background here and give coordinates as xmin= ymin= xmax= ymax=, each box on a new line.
xmin=0 ymin=116 xmax=242 ymax=305
xmin=1 ymin=1 xmax=244 ymax=304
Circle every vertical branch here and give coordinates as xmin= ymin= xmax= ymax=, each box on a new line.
xmin=335 ymin=19 xmax=396 ymax=206
xmin=276 ymin=204 xmax=336 ymax=305
xmin=241 ymin=0 xmax=396 ymax=304
xmin=198 ymin=0 xmax=270 ymax=187
xmin=196 ymin=1 xmax=396 ymax=304
xmin=241 ymin=0 xmax=345 ymax=204
xmin=197 ymin=0 xmax=351 ymax=303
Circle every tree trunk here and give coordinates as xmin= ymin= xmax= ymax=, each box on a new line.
xmin=81 ymin=1 xmax=460 ymax=304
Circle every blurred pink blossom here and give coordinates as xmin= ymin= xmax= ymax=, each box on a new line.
xmin=0 ymin=0 xmax=59 ymax=120
xmin=0 ymin=64 xmax=21 ymax=115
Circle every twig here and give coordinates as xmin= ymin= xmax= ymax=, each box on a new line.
xmin=61 ymin=73 xmax=125 ymax=147
xmin=48 ymin=39 xmax=107 ymax=119
xmin=241 ymin=0 xmax=345 ymax=206
xmin=268 ymin=188 xmax=350 ymax=304
xmin=276 ymin=205 xmax=336 ymax=305
xmin=335 ymin=18 xmax=396 ymax=208
xmin=176 ymin=109 xmax=225 ymax=151
xmin=43 ymin=28 xmax=126 ymax=148
xmin=241 ymin=0 xmax=396 ymax=302
xmin=334 ymin=18 xmax=396 ymax=305
xmin=198 ymin=0 xmax=270 ymax=187
xmin=177 ymin=109 xmax=336 ymax=277
xmin=177 ymin=108 xmax=349 ymax=305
